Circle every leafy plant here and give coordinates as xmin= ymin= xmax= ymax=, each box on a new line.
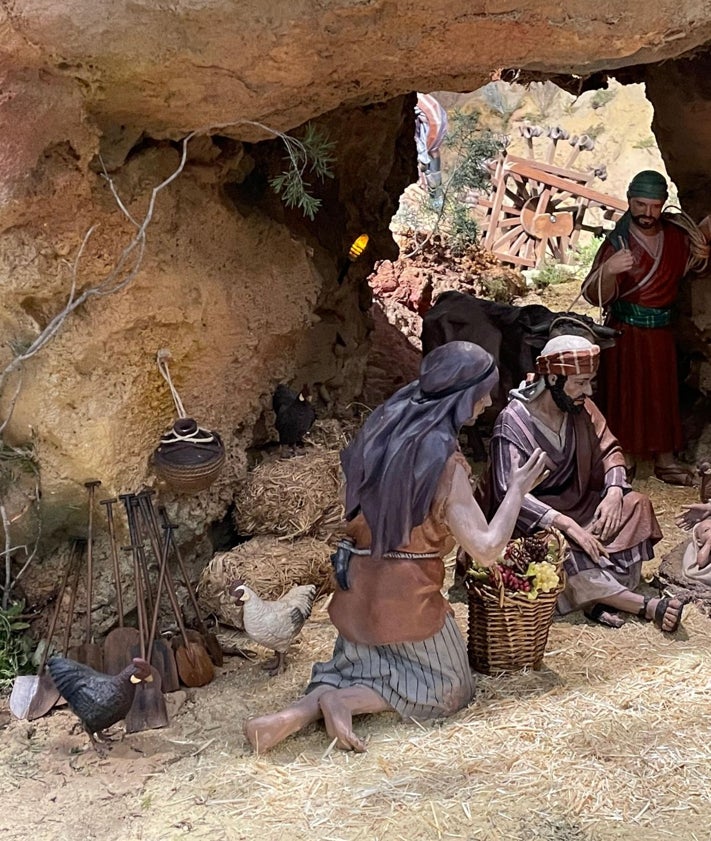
xmin=0 ymin=601 xmax=34 ymax=690
xmin=583 ymin=123 xmax=606 ymax=141
xmin=532 ymin=259 xmax=576 ymax=290
xmin=269 ymin=123 xmax=336 ymax=220
xmin=527 ymin=81 xmax=561 ymax=120
xmin=436 ymin=110 xmax=503 ymax=254
xmin=0 ymin=442 xmax=39 ymax=497
xmin=633 ymin=135 xmax=656 ymax=152
xmin=395 ymin=109 xmax=504 ymax=257
xmin=572 ymin=237 xmax=603 ymax=277
xmin=590 ymin=89 xmax=617 ymax=110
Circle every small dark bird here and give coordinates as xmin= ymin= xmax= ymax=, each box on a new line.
xmin=272 ymin=384 xmax=316 ymax=452
xmin=47 ymin=655 xmax=152 ymax=750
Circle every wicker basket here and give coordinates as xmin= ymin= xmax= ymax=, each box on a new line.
xmin=466 ymin=530 xmax=567 ymax=675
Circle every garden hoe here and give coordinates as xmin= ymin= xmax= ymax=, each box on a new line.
xmin=156 ymin=522 xmax=214 ymax=688
xmin=127 ymin=495 xmax=179 ymax=691
xmin=140 ymin=491 xmax=223 ymax=665
xmin=155 ymin=500 xmax=223 ymax=666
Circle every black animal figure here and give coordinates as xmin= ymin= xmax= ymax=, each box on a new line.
xmin=272 ymin=384 xmax=316 ymax=453
xmin=422 ymin=291 xmax=619 ymax=416
xmin=421 ymin=291 xmax=620 ymax=458
xmin=47 ymin=656 xmax=152 ymax=749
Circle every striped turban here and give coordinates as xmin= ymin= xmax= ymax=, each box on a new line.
xmin=535 ymin=335 xmax=600 ymax=376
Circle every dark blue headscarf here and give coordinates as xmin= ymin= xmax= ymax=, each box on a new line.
xmin=341 ymin=341 xmax=498 ymax=556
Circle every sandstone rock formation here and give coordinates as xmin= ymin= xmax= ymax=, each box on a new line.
xmin=1 ymin=1 xmax=711 ymax=604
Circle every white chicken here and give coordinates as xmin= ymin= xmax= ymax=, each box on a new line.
xmin=228 ymin=580 xmax=316 ymax=675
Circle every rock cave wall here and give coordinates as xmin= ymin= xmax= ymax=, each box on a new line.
xmin=2 ymin=2 xmax=711 ymax=589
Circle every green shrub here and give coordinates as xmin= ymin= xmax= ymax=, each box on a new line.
xmin=572 ymin=237 xmax=603 ymax=277
xmin=532 ymin=259 xmax=576 ymax=290
xmin=394 ymin=108 xmax=504 ymax=256
xmin=590 ymin=89 xmax=617 ymax=110
xmin=584 ymin=123 xmax=606 ymax=141
xmin=633 ymin=135 xmax=656 ymax=152
xmin=0 ymin=601 xmax=34 ymax=691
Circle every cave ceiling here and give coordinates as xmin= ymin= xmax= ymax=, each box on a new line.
xmin=2 ymin=1 xmax=711 ymax=541
xmin=2 ymin=1 xmax=711 ymax=146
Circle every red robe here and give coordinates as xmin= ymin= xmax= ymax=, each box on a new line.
xmin=584 ymin=220 xmax=689 ymax=457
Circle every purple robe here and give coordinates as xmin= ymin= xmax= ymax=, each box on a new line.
xmin=477 ymin=397 xmax=663 ymax=610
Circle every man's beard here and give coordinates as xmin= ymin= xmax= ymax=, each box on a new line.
xmin=547 ymin=376 xmax=584 ymax=415
xmin=631 ymin=213 xmax=659 ymax=230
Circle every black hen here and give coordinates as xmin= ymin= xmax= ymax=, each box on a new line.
xmin=47 ymin=656 xmax=152 ymax=748
xmin=272 ymin=384 xmax=316 ymax=450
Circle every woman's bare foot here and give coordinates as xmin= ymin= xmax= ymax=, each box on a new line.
xmin=318 ymin=691 xmax=368 ymax=752
xmin=244 ymin=690 xmax=327 ymax=753
xmin=318 ymin=686 xmax=393 ymax=753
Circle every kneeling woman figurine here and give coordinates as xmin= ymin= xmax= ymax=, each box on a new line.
xmin=245 ymin=341 xmax=547 ymax=753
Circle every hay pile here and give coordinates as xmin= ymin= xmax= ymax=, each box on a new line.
xmin=234 ymin=445 xmax=345 ymax=541
xmin=197 ymin=535 xmax=334 ymax=628
xmin=303 ymin=418 xmax=362 ymax=450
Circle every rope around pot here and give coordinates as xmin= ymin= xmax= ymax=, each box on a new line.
xmin=151 ymin=349 xmax=226 ymax=494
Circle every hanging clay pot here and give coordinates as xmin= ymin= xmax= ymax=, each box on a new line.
xmin=150 ymin=351 xmax=226 ymax=494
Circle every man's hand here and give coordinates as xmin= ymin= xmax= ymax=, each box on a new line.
xmin=603 ymin=246 xmax=635 ymax=277
xmin=591 ymin=487 xmax=623 ymax=542
xmin=508 ymin=448 xmax=549 ymax=497
xmin=553 ymin=515 xmax=609 ymax=564
xmin=675 ymin=502 xmax=711 ymax=531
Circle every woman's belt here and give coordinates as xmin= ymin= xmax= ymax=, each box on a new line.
xmin=610 ymin=300 xmax=672 ymax=328
xmin=330 ymin=539 xmax=440 ymax=590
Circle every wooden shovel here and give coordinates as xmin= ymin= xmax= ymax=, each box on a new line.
xmin=156 ymin=523 xmax=214 ymax=688
xmin=100 ymin=497 xmax=140 ymax=675
xmin=11 ymin=539 xmax=81 ymax=720
xmin=124 ymin=537 xmax=168 ymax=734
xmin=126 ymin=496 xmax=179 ymax=692
xmin=70 ymin=481 xmax=104 ymax=671
xmin=155 ymin=501 xmax=224 ymax=666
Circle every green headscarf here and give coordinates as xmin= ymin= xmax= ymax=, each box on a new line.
xmin=605 ymin=171 xmax=670 ymax=249
xmin=627 ymin=170 xmax=668 ymax=201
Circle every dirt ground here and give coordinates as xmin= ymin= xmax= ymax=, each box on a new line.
xmin=2 ymin=278 xmax=710 ymax=841
xmin=0 ymin=472 xmax=707 ymax=841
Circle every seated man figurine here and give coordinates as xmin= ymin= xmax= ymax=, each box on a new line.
xmin=478 ymin=334 xmax=685 ymax=631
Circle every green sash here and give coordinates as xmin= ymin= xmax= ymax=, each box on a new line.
xmin=611 ymin=300 xmax=672 ymax=328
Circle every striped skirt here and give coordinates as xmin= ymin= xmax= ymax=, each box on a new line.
xmin=305 ymin=613 xmax=475 ymax=720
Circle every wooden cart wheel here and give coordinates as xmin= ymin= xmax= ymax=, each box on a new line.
xmin=477 ymin=127 xmax=626 ymax=268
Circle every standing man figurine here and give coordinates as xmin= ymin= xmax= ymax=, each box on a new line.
xmin=582 ymin=170 xmax=710 ymax=485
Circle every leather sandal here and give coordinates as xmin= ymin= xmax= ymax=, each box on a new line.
xmin=654 ymin=465 xmax=696 ymax=487
xmin=638 ymin=594 xmax=685 ymax=633
xmin=584 ymin=603 xmax=625 ymax=628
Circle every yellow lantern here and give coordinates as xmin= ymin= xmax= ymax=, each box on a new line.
xmin=348 ymin=234 xmax=369 ymax=262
